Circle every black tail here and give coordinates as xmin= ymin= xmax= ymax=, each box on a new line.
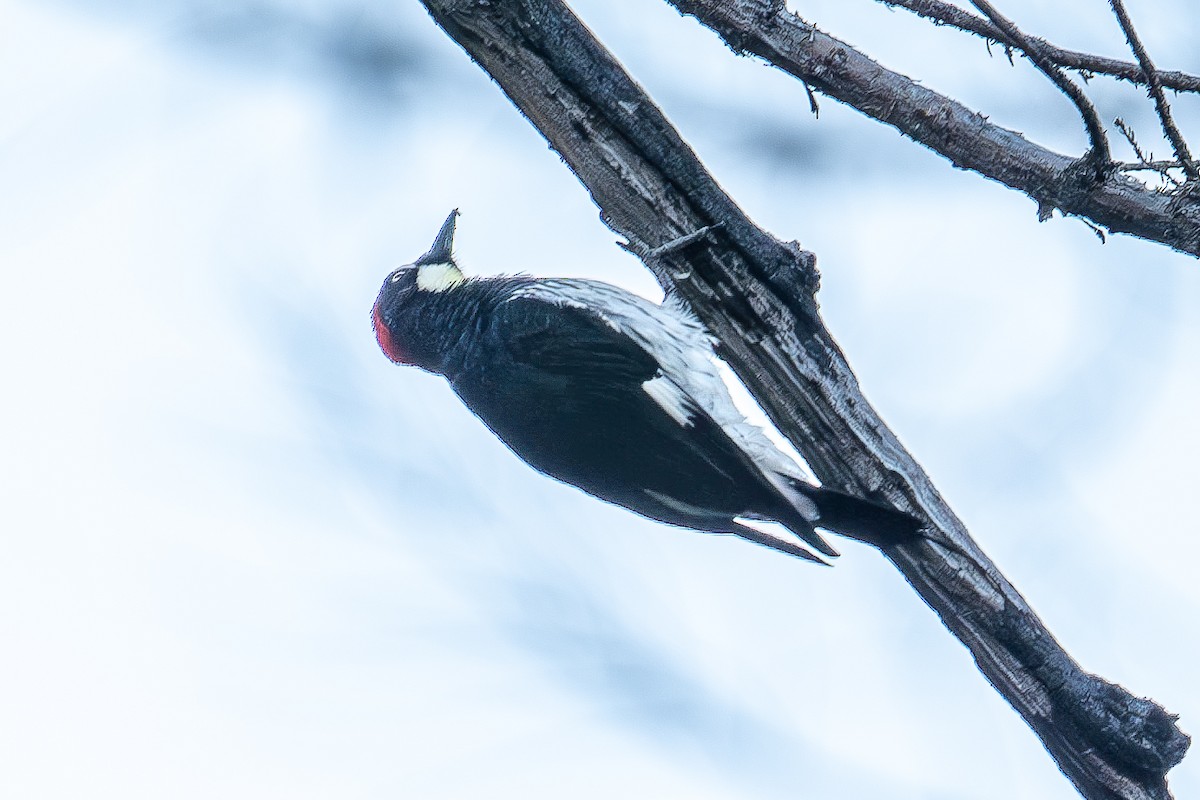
xmin=798 ymin=486 xmax=923 ymax=549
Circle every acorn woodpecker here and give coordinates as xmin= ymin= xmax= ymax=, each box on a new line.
xmin=372 ymin=210 xmax=918 ymax=563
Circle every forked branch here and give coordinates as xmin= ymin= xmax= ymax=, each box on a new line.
xmin=968 ymin=0 xmax=1111 ymax=172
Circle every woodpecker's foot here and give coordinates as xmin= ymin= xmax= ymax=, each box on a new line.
xmin=647 ymin=222 xmax=724 ymax=260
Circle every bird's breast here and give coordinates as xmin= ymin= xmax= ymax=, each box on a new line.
xmin=372 ymin=303 xmax=410 ymax=364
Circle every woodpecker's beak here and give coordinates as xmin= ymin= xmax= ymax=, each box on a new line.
xmin=415 ymin=209 xmax=459 ymax=266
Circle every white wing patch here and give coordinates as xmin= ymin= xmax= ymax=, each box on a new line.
xmin=641 ymin=374 xmax=694 ymax=428
xmin=710 ymin=355 xmax=817 ymax=484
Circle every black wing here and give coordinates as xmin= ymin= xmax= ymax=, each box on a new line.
xmin=449 ymin=296 xmax=782 ymax=533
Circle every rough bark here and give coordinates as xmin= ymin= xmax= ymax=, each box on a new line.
xmin=415 ymin=0 xmax=1191 ymax=797
xmin=668 ymin=0 xmax=1200 ymax=258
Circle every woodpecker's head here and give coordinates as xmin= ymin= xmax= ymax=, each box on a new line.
xmin=373 ymin=209 xmax=468 ymax=366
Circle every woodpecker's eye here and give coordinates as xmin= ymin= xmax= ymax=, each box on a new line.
xmin=382 ymin=267 xmax=418 ymax=295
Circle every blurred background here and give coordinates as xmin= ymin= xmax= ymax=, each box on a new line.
xmin=2 ymin=0 xmax=1197 ymax=797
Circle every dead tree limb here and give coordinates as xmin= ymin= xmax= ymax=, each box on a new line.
xmin=667 ymin=0 xmax=1200 ymax=257
xmin=416 ymin=0 xmax=1189 ymax=797
xmin=1108 ymin=0 xmax=1199 ymax=181
xmin=878 ymin=0 xmax=1200 ymax=93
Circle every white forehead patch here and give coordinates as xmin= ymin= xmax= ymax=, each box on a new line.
xmin=416 ymin=262 xmax=465 ymax=292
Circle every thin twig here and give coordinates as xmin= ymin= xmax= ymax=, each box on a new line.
xmin=969 ymin=0 xmax=1111 ymax=172
xmin=801 ymin=80 xmax=820 ymax=116
xmin=1080 ymin=217 xmax=1108 ymax=243
xmin=1115 ymin=118 xmax=1153 ymax=166
xmin=1108 ymin=0 xmax=1200 ymax=181
xmin=877 ymin=0 xmax=1200 ymax=93
xmin=1119 ymin=160 xmax=1184 ymax=173
xmin=1115 ymin=118 xmax=1183 ymax=188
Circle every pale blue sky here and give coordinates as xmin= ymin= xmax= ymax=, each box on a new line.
xmin=2 ymin=1 xmax=1197 ymax=798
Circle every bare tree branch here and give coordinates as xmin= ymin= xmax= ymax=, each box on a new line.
xmin=666 ymin=0 xmax=1200 ymax=257
xmin=415 ymin=0 xmax=1190 ymax=797
xmin=968 ymin=0 xmax=1111 ymax=172
xmin=1108 ymin=0 xmax=1200 ymax=181
xmin=1121 ymin=159 xmax=1186 ymax=173
xmin=878 ymin=0 xmax=1200 ymax=93
xmin=1115 ymin=118 xmax=1184 ymax=186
